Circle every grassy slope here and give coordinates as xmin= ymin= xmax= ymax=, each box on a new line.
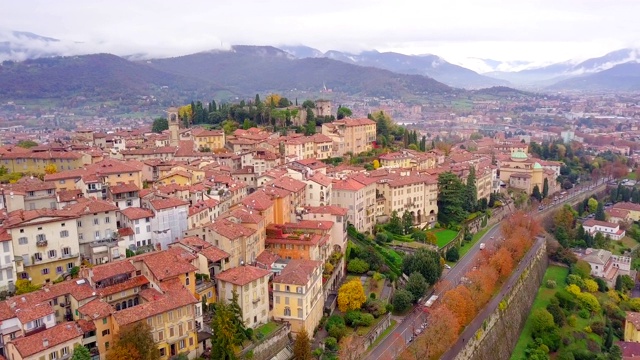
xmin=511 ymin=266 xmax=569 ymax=359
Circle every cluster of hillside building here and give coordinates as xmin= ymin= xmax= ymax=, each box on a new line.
xmin=0 ymin=107 xmax=568 ymax=359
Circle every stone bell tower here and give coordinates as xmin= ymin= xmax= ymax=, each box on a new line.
xmin=168 ymin=107 xmax=179 ymax=147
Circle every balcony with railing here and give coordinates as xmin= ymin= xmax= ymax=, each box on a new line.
xmin=36 ymin=239 xmax=48 ymax=247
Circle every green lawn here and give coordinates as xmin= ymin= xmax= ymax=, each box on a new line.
xmin=511 ymin=266 xmax=570 ymax=359
xmin=255 ymin=322 xmax=279 ymax=338
xmin=434 ymin=229 xmax=459 ymax=248
xmin=458 ymin=226 xmax=491 ymax=259
xmin=368 ymin=320 xmax=397 ymax=350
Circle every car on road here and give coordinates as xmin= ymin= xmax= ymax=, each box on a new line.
xmin=538 ymin=206 xmax=544 ymax=211
xmin=444 ymin=264 xmax=451 ymax=269
xmin=479 ymin=243 xmax=486 ymax=250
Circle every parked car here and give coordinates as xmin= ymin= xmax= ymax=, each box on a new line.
xmin=479 ymin=243 xmax=486 ymax=250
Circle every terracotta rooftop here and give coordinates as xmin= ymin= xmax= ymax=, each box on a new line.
xmin=97 ymin=275 xmax=150 ymax=297
xmin=110 ymin=182 xmax=140 ymax=194
xmin=78 ymin=299 xmax=114 ymax=320
xmin=305 ymin=205 xmax=348 ymax=216
xmin=112 ymin=287 xmax=197 ymax=326
xmin=120 ymin=207 xmax=154 ymax=220
xmin=200 ymin=246 xmax=230 ymax=263
xmin=90 ymin=261 xmax=136 ymax=283
xmin=3 ymin=208 xmax=78 ymax=228
xmin=149 ymin=197 xmax=189 ymax=211
xmin=583 ymin=219 xmax=620 ymax=228
xmin=273 ymin=259 xmax=322 ymax=286
xmin=13 ymin=300 xmax=54 ymax=325
xmin=286 ymin=220 xmax=334 ymax=231
xmin=208 ymin=218 xmax=257 ymax=240
xmin=256 ymin=250 xmax=280 ymax=267
xmin=11 ymin=322 xmax=84 ymax=358
xmin=63 ymin=197 xmax=118 ymax=215
xmin=270 ymin=176 xmax=306 ymax=193
xmin=216 ymin=265 xmax=271 ymax=286
xmin=137 ymin=247 xmax=197 ymax=281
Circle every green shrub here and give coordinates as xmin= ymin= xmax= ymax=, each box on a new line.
xmin=546 ymin=280 xmax=557 ymax=289
xmin=347 ymin=258 xmax=370 ymax=274
xmin=325 ymin=337 xmax=338 ymax=351
xmin=578 ymin=309 xmax=590 ymax=319
xmin=445 ymin=246 xmax=460 ymax=262
xmin=567 ymin=315 xmax=577 ymax=327
xmin=392 ymin=289 xmax=413 ymax=313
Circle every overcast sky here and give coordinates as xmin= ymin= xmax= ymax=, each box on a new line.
xmin=2 ymin=0 xmax=640 ymax=71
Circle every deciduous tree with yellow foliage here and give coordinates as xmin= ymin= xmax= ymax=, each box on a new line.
xmin=44 ymin=164 xmax=57 ymax=175
xmin=337 ymin=279 xmax=366 ymax=312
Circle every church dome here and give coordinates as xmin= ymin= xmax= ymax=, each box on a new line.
xmin=534 ymin=162 xmax=543 ymax=169
xmin=511 ymin=151 xmax=528 ymax=161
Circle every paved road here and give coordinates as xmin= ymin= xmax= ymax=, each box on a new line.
xmin=364 ymin=178 xmax=609 ymax=360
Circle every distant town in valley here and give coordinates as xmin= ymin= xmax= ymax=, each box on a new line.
xmin=1 ymin=30 xmax=640 ymax=360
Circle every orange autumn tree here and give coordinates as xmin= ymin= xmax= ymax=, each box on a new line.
xmin=401 ymin=305 xmax=461 ymax=360
xmin=106 ymin=343 xmax=141 ymax=360
xmin=490 ymin=247 xmax=514 ymax=279
xmin=442 ymin=285 xmax=476 ymax=326
xmin=466 ymin=265 xmax=498 ymax=304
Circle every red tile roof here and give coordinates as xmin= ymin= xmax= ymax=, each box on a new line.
xmin=273 ymin=259 xmax=322 ymax=286
xmin=120 ymin=207 xmax=154 ymax=220
xmin=256 ymin=250 xmax=280 ymax=267
xmin=201 ymin=246 xmax=231 ymax=263
xmin=112 ymin=287 xmax=197 ymax=326
xmin=63 ymin=197 xmax=118 ymax=215
xmin=216 ymin=265 xmax=271 ymax=286
xmin=10 ymin=323 xmax=83 ymax=358
xmin=270 ymin=176 xmax=306 ymax=193
xmin=137 ymin=247 xmax=197 ymax=281
xmin=78 ymin=299 xmax=114 ymax=320
xmin=149 ymin=197 xmax=189 ymax=211
xmin=286 ymin=220 xmax=334 ymax=231
xmin=208 ymin=218 xmax=257 ymax=240
xmin=90 ymin=261 xmax=136 ymax=283
xmin=110 ymin=183 xmax=140 ymax=194
xmin=305 ymin=205 xmax=348 ymax=216
xmin=97 ymin=275 xmax=150 ymax=297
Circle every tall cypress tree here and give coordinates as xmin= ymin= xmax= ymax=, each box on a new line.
xmin=542 ymin=178 xmax=549 ymax=199
xmin=595 ymin=202 xmax=606 ymax=221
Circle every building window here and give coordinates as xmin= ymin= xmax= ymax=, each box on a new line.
xmin=102 ymin=329 xmax=110 ymax=336
xmin=67 ymin=262 xmax=74 ymax=269
xmin=185 ymin=274 xmax=190 ymax=286
xmin=61 ymin=347 xmax=69 ymax=356
xmin=103 ymin=318 xmax=108 ymax=325
xmin=94 ymin=218 xmax=99 ymax=225
xmin=34 ymin=253 xmax=43 ymax=261
xmin=50 ymin=351 xmax=58 ymax=359
xmin=18 ymin=237 xmax=27 ymax=245
xmin=60 ymin=230 xmax=69 ymax=238
xmin=159 ymin=348 xmax=165 ymax=357
xmin=180 ymin=339 xmax=185 ymax=349
xmin=169 ymin=327 xmax=175 ymax=337
xmin=48 ymin=250 xmax=57 ymax=258
xmin=284 ymin=307 xmax=291 ymax=316
xmin=275 ymin=296 xmax=280 ymax=304
xmin=56 ymin=266 xmax=63 ymax=274
xmin=41 ymin=268 xmax=49 ymax=275
xmin=298 ymin=308 xmax=303 ymax=318
xmin=77 ymin=220 xmax=82 ymax=227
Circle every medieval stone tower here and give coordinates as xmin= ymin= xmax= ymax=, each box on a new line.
xmin=168 ymin=107 xmax=179 ymax=147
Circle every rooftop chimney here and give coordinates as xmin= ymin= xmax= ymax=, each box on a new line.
xmin=43 ymin=338 xmax=49 ymax=347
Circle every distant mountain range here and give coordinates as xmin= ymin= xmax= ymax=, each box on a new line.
xmin=1 ymin=29 xmax=640 ymax=95
xmin=278 ymin=46 xmax=508 ymax=89
xmin=0 ymin=46 xmax=455 ymax=100
xmin=0 ymin=53 xmax=218 ymax=100
xmin=486 ymin=48 xmax=640 ymax=88
xmin=145 ymin=45 xmax=454 ymax=98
